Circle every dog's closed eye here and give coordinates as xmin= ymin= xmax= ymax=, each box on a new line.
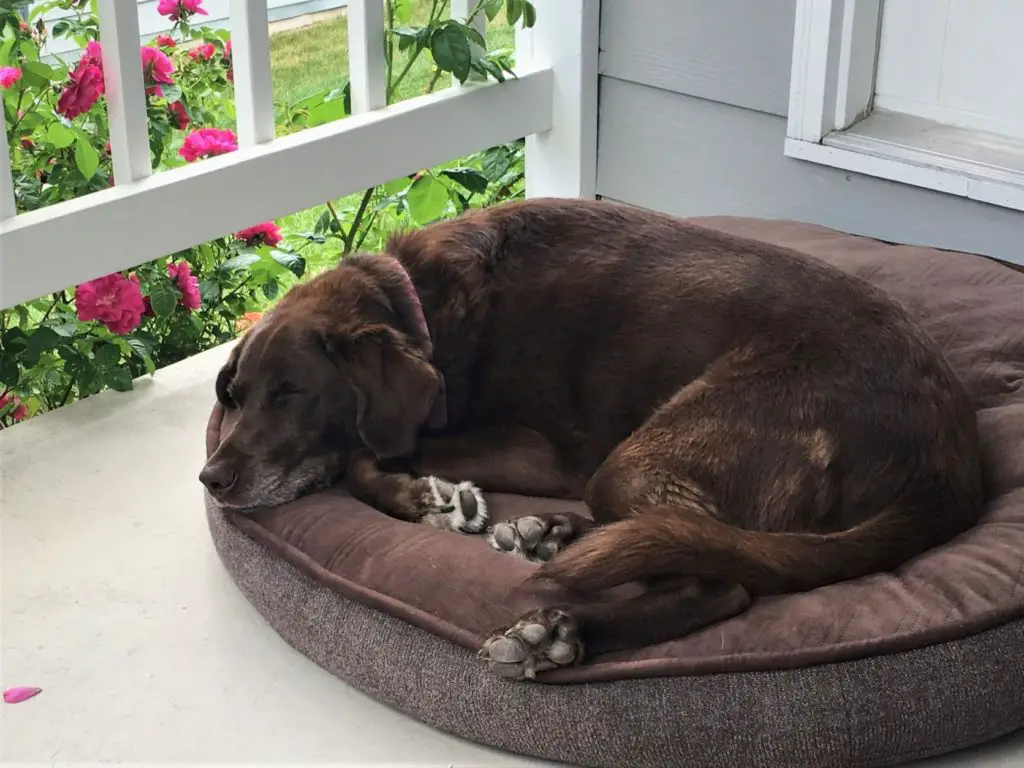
xmin=270 ymin=381 xmax=302 ymax=402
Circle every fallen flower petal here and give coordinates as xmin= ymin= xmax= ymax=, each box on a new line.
xmin=3 ymin=686 xmax=42 ymax=703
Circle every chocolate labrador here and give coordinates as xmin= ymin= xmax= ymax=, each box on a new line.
xmin=200 ymin=197 xmax=984 ymax=680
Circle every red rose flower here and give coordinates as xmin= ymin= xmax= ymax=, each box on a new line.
xmin=234 ymin=222 xmax=282 ymax=248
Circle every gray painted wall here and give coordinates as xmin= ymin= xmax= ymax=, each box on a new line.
xmin=595 ymin=0 xmax=1024 ymax=265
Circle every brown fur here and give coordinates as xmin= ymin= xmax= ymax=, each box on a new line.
xmin=200 ymin=198 xmax=985 ymax=674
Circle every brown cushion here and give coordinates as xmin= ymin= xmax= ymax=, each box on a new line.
xmin=207 ymin=218 xmax=1024 ymax=766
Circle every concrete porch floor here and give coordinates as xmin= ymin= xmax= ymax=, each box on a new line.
xmin=2 ymin=341 xmax=1022 ymax=766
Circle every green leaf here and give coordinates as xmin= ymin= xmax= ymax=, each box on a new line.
xmin=2 ymin=328 xmax=29 ymax=354
xmin=393 ymin=0 xmax=413 ymax=24
xmin=51 ymin=322 xmax=79 ymax=338
xmin=149 ymin=282 xmax=178 ymax=316
xmin=46 ymin=123 xmax=76 ymax=149
xmin=261 ymin=279 xmax=279 ymax=300
xmin=271 ymin=250 xmax=306 ymax=278
xmin=505 ymin=0 xmax=523 ymax=26
xmin=383 ymin=176 xmax=412 ymax=196
xmin=406 ymin=174 xmax=450 ymax=224
xmin=430 ymin=23 xmax=472 ymax=83
xmin=521 ymin=1 xmax=537 ymax=28
xmin=93 ymin=341 xmax=121 ymax=369
xmin=0 ymin=37 xmax=17 ymax=67
xmin=125 ymin=338 xmax=150 ymax=357
xmin=442 ymin=166 xmax=489 ymax=195
xmin=199 ymin=279 xmax=222 ymax=304
xmin=221 ymin=253 xmax=261 ymax=271
xmin=313 ymin=208 xmax=333 ymax=236
xmin=159 ymin=84 xmax=182 ymax=103
xmin=22 ymin=60 xmax=56 ymax=81
xmin=483 ymin=0 xmax=504 ymax=21
xmin=480 ymin=145 xmax=514 ymax=181
xmin=0 ymin=357 xmax=20 ymax=387
xmin=104 ymin=365 xmax=134 ymax=392
xmin=125 ymin=338 xmax=156 ymax=374
xmin=26 ymin=326 xmax=61 ymax=358
xmin=74 ymin=137 xmax=100 ymax=181
xmin=462 ymin=24 xmax=486 ymax=49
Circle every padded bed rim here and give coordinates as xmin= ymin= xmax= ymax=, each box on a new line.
xmin=206 ymin=498 xmax=1024 ymax=768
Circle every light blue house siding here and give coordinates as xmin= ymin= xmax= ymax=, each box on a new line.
xmin=595 ymin=0 xmax=1024 ymax=265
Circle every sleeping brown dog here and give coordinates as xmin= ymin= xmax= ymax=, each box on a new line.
xmin=200 ymin=197 xmax=985 ymax=680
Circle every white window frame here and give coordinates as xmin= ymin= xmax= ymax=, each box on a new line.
xmin=784 ymin=0 xmax=1024 ymax=212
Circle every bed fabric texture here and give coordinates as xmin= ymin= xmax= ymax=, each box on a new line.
xmin=206 ymin=217 xmax=1024 ymax=767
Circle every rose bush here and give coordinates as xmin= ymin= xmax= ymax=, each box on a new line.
xmin=0 ymin=0 xmax=533 ymax=428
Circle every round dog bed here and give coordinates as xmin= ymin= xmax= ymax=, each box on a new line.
xmin=205 ymin=217 xmax=1024 ymax=768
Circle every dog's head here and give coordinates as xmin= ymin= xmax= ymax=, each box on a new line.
xmin=199 ymin=254 xmax=444 ymax=510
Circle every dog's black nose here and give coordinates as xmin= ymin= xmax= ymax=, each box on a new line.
xmin=199 ymin=463 xmax=237 ymax=495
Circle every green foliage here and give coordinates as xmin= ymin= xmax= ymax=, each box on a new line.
xmin=0 ymin=0 xmax=532 ymax=427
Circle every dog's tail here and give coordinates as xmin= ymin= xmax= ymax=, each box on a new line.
xmin=534 ymin=503 xmax=932 ymax=595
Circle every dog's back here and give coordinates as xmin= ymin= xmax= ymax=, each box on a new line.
xmin=389 ymin=198 xmax=984 ymax=569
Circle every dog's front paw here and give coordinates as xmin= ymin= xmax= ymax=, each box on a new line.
xmin=478 ymin=608 xmax=585 ymax=680
xmin=417 ymin=476 xmax=489 ymax=534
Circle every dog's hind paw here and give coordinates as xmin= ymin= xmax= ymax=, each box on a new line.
xmin=486 ymin=514 xmax=576 ymax=562
xmin=418 ymin=477 xmax=489 ymax=534
xmin=479 ymin=608 xmax=584 ymax=680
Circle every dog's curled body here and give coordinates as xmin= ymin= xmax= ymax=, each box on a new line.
xmin=202 ymin=198 xmax=984 ymax=679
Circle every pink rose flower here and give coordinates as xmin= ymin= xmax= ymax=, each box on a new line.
xmin=140 ymin=45 xmax=174 ymax=96
xmin=178 ymin=127 xmax=237 ymax=162
xmin=0 ymin=66 xmax=22 ymax=89
xmin=0 ymin=392 xmax=28 ymax=422
xmin=157 ymin=0 xmax=208 ymax=21
xmin=168 ymin=101 xmax=189 ymax=130
xmin=154 ymin=34 xmax=177 ymax=48
xmin=82 ymin=40 xmax=103 ymax=66
xmin=224 ymin=40 xmax=233 ymax=82
xmin=57 ymin=43 xmax=106 ymax=119
xmin=74 ymin=273 xmax=146 ymax=335
xmin=166 ymin=261 xmax=202 ymax=311
xmin=187 ymin=43 xmax=215 ymax=61
xmin=235 ymin=222 xmax=282 ymax=248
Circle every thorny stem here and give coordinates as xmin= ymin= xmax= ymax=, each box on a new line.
xmin=57 ymin=378 xmax=75 ymax=408
xmin=353 ymin=211 xmax=379 ymax=251
xmin=342 ymin=188 xmax=375 ymax=253
xmin=387 ymin=0 xmax=447 ymax=101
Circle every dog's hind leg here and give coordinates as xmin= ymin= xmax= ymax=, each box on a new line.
xmin=479 ymin=577 xmax=751 ymax=680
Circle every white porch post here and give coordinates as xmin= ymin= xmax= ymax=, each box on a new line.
xmin=516 ymin=0 xmax=600 ymax=199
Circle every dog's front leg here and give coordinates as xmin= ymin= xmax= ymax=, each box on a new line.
xmin=413 ymin=425 xmax=585 ymax=498
xmin=411 ymin=426 xmax=596 ymax=554
xmin=345 ymin=449 xmax=489 ymax=534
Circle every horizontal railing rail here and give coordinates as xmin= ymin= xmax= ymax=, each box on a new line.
xmin=0 ymin=0 xmax=575 ymax=309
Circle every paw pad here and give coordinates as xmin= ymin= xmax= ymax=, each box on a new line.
xmin=479 ymin=608 xmax=584 ymax=680
xmin=420 ymin=477 xmax=488 ymax=533
xmin=486 ymin=514 xmax=575 ymax=562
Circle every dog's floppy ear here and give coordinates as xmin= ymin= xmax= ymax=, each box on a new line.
xmin=215 ymin=332 xmax=248 ymax=408
xmin=327 ymin=324 xmax=441 ymax=460
xmin=347 ymin=254 xmax=433 ymax=357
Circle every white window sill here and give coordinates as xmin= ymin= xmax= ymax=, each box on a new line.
xmin=784 ymin=110 xmax=1024 ymax=212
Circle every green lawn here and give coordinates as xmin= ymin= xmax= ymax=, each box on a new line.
xmin=266 ymin=4 xmax=516 ymax=283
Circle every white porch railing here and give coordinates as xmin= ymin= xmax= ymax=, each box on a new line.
xmin=0 ymin=0 xmax=599 ymax=310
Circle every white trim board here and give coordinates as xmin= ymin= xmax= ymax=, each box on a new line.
xmin=784 ymin=0 xmax=1024 ymax=213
